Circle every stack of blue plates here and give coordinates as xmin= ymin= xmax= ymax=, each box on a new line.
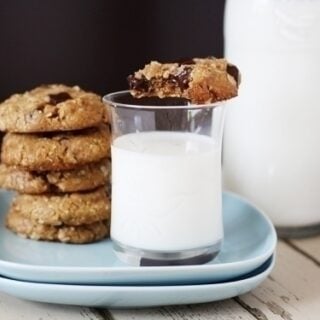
xmin=0 ymin=191 xmax=276 ymax=308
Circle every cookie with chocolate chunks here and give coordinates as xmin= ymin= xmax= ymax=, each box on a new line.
xmin=1 ymin=125 xmax=111 ymax=171
xmin=6 ymin=208 xmax=109 ymax=244
xmin=0 ymin=84 xmax=107 ymax=132
xmin=0 ymin=159 xmax=110 ymax=194
xmin=128 ymin=57 xmax=240 ymax=104
xmin=8 ymin=187 xmax=111 ymax=226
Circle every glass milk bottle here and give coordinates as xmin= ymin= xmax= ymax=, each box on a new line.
xmin=223 ymin=0 xmax=320 ymax=237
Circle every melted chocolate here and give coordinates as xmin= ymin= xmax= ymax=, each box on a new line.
xmin=128 ymin=64 xmax=192 ymax=92
xmin=127 ymin=75 xmax=149 ymax=92
xmin=226 ymin=64 xmax=240 ymax=85
xmin=169 ymin=67 xmax=192 ymax=89
xmin=48 ymin=92 xmax=72 ymax=105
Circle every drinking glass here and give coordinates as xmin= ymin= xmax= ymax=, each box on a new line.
xmin=104 ymin=91 xmax=226 ymax=266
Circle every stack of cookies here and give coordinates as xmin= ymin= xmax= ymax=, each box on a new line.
xmin=0 ymin=84 xmax=111 ymax=243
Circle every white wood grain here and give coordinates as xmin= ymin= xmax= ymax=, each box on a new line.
xmin=0 ymin=292 xmax=102 ymax=320
xmin=110 ymin=300 xmax=257 ymax=320
xmin=109 ymin=241 xmax=320 ymax=320
xmin=237 ymin=241 xmax=320 ymax=320
xmin=290 ymin=236 xmax=320 ymax=262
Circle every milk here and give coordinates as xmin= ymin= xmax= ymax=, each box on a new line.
xmin=111 ymin=131 xmax=223 ymax=251
xmin=223 ymin=0 xmax=320 ymax=228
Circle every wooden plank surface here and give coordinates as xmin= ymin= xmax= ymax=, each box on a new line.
xmin=109 ymin=300 xmax=257 ymax=320
xmin=289 ymin=235 xmax=320 ymax=263
xmin=236 ymin=241 xmax=320 ymax=320
xmin=109 ymin=240 xmax=320 ymax=320
xmin=0 ymin=293 xmax=103 ymax=320
xmin=0 ymin=239 xmax=320 ymax=320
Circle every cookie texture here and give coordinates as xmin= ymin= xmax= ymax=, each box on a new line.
xmin=0 ymin=160 xmax=110 ymax=194
xmin=0 ymin=84 xmax=107 ymax=133
xmin=6 ymin=209 xmax=109 ymax=244
xmin=1 ymin=125 xmax=111 ymax=171
xmin=9 ymin=187 xmax=111 ymax=226
xmin=128 ymin=57 xmax=240 ymax=104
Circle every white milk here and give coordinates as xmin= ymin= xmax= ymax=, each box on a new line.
xmin=111 ymin=131 xmax=223 ymax=251
xmin=224 ymin=0 xmax=320 ymax=227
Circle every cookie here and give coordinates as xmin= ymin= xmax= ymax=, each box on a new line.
xmin=128 ymin=57 xmax=240 ymax=104
xmin=9 ymin=187 xmax=111 ymax=226
xmin=0 ymin=84 xmax=108 ymax=133
xmin=1 ymin=125 xmax=111 ymax=171
xmin=0 ymin=159 xmax=110 ymax=194
xmin=6 ymin=209 xmax=109 ymax=244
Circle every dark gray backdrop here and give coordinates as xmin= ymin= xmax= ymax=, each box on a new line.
xmin=0 ymin=0 xmax=225 ymax=100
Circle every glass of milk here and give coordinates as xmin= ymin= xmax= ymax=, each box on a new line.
xmin=104 ymin=91 xmax=226 ymax=266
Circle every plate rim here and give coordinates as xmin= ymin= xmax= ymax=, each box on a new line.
xmin=0 ymin=254 xmax=275 ymax=290
xmin=0 ymin=192 xmax=277 ymax=274
xmin=0 ymin=255 xmax=275 ymax=307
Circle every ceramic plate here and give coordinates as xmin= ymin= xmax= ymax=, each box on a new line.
xmin=0 ymin=255 xmax=274 ymax=308
xmin=0 ymin=191 xmax=276 ymax=285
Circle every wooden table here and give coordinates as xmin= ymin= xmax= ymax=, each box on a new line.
xmin=1 ymin=236 xmax=319 ymax=320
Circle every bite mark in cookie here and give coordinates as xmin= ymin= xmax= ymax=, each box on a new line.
xmin=128 ymin=57 xmax=240 ymax=104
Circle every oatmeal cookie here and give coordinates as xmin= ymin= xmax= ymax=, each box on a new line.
xmin=1 ymin=125 xmax=111 ymax=171
xmin=0 ymin=84 xmax=107 ymax=132
xmin=128 ymin=57 xmax=240 ymax=104
xmin=6 ymin=209 xmax=109 ymax=243
xmin=9 ymin=187 xmax=111 ymax=226
xmin=0 ymin=159 xmax=110 ymax=194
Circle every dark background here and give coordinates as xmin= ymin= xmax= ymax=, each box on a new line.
xmin=0 ymin=0 xmax=225 ymax=100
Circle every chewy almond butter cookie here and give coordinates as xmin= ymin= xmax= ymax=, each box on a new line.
xmin=0 ymin=160 xmax=110 ymax=194
xmin=1 ymin=125 xmax=111 ymax=171
xmin=128 ymin=57 xmax=240 ymax=104
xmin=9 ymin=187 xmax=111 ymax=226
xmin=6 ymin=208 xmax=109 ymax=244
xmin=0 ymin=84 xmax=108 ymax=133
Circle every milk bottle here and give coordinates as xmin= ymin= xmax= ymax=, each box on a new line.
xmin=223 ymin=0 xmax=320 ymax=237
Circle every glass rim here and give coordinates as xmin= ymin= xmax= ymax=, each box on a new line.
xmin=103 ymin=90 xmax=223 ymax=110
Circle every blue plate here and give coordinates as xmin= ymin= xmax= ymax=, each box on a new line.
xmin=0 ymin=255 xmax=275 ymax=308
xmin=0 ymin=191 xmax=276 ymax=285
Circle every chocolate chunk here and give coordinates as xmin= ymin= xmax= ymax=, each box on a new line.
xmin=226 ymin=64 xmax=240 ymax=85
xmin=174 ymin=67 xmax=192 ymax=89
xmin=35 ymin=104 xmax=45 ymax=112
xmin=168 ymin=67 xmax=192 ymax=89
xmin=127 ymin=75 xmax=149 ymax=92
xmin=48 ymin=92 xmax=72 ymax=105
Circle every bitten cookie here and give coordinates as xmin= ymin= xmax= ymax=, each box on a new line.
xmin=1 ymin=125 xmax=111 ymax=171
xmin=128 ymin=57 xmax=240 ymax=104
xmin=6 ymin=209 xmax=109 ymax=244
xmin=0 ymin=84 xmax=107 ymax=132
xmin=0 ymin=160 xmax=110 ymax=194
xmin=9 ymin=187 xmax=111 ymax=226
